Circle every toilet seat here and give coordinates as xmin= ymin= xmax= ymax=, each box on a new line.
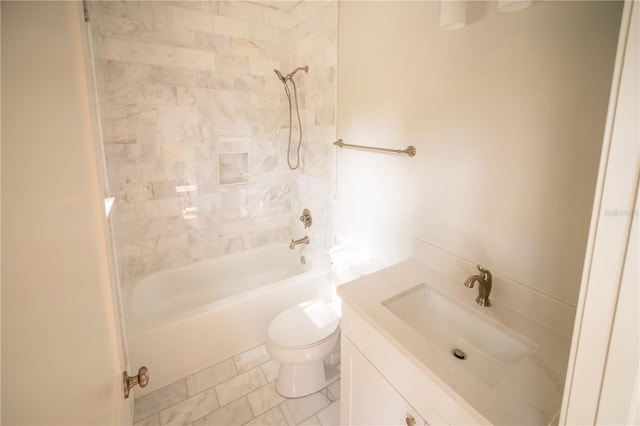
xmin=268 ymin=299 xmax=340 ymax=349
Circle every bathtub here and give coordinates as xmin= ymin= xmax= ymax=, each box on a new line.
xmin=125 ymin=244 xmax=331 ymax=396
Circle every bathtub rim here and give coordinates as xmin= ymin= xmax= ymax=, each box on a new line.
xmin=124 ymin=244 xmax=330 ymax=337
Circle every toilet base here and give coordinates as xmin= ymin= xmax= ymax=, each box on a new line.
xmin=275 ymin=361 xmax=340 ymax=398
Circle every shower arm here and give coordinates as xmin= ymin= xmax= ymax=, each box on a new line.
xmin=286 ymin=66 xmax=309 ymax=80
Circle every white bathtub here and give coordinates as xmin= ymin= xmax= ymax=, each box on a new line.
xmin=125 ymin=244 xmax=331 ymax=396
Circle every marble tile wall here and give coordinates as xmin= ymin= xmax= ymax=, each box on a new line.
xmin=288 ymin=1 xmax=338 ymax=252
xmin=88 ymin=1 xmax=337 ymax=285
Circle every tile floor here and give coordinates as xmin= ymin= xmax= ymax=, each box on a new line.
xmin=134 ymin=344 xmax=340 ymax=426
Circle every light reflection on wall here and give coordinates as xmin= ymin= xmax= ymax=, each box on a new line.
xmin=175 ymin=185 xmax=197 ymax=194
xmin=182 ymin=206 xmax=198 ymax=220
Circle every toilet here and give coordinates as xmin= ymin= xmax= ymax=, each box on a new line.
xmin=266 ymin=243 xmax=382 ymax=398
xmin=266 ymin=299 xmax=341 ymax=397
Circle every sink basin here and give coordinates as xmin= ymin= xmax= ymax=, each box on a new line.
xmin=382 ymin=283 xmax=536 ymax=386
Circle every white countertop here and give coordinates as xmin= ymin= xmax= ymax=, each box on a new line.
xmin=338 ymin=257 xmax=572 ymax=425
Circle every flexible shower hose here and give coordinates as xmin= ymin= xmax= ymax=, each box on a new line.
xmin=282 ymin=78 xmax=303 ymax=170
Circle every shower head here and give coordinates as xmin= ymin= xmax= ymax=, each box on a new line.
xmin=287 ymin=65 xmax=309 ymax=80
xmin=274 ymin=69 xmax=286 ymax=83
xmin=274 ymin=66 xmax=309 ymax=83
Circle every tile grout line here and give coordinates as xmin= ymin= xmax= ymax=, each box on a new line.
xmin=134 ymin=345 xmax=254 ymax=423
xmin=138 ymin=378 xmax=339 ymax=426
xmin=139 ymin=351 xmax=271 ymax=425
xmin=135 ymin=343 xmax=340 ymax=426
xmin=214 ymin=361 xmax=269 ymax=404
xmin=137 ymin=342 xmax=266 ymax=408
xmin=188 ymin=395 xmax=250 ymax=426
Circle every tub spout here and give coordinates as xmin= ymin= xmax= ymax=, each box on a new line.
xmin=290 ymin=235 xmax=310 ymax=249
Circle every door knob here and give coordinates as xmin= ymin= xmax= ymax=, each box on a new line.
xmin=405 ymin=415 xmax=417 ymax=426
xmin=123 ymin=366 xmax=149 ymax=399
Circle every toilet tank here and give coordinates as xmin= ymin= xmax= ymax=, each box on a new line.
xmin=329 ymin=243 xmax=383 ymax=286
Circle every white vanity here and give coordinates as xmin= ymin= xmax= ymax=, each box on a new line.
xmin=338 ymin=240 xmax=574 ymax=425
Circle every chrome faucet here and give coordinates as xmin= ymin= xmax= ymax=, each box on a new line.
xmin=464 ymin=265 xmax=492 ymax=307
xmin=289 ymin=235 xmax=309 ymax=249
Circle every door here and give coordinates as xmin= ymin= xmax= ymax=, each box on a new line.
xmin=1 ymin=1 xmax=132 ymax=423
xmin=81 ymin=2 xmax=135 ymax=423
xmin=560 ymin=0 xmax=639 ymax=423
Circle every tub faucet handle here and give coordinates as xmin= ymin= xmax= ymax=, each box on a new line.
xmin=299 ymin=209 xmax=312 ymax=228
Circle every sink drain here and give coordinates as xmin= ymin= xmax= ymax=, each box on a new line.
xmin=452 ymin=348 xmax=467 ymax=360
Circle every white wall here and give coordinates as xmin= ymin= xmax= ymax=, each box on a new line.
xmin=0 ymin=3 xmax=3 ymax=421
xmin=336 ymin=1 xmax=622 ymax=305
xmin=0 ymin=3 xmax=2 ymax=424
xmin=2 ymin=2 xmax=122 ymax=423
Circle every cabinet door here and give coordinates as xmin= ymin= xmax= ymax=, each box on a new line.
xmin=341 ymin=336 xmax=427 ymax=426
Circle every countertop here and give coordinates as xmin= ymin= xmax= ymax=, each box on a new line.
xmin=338 ymin=257 xmax=572 ymax=425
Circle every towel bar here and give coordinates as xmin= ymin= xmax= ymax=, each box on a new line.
xmin=333 ymin=139 xmax=416 ymax=157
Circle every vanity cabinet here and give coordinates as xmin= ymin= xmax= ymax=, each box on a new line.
xmin=341 ymin=336 xmax=427 ymax=426
xmin=340 ymin=303 xmax=458 ymax=426
xmin=338 ymin=253 xmax=570 ymax=425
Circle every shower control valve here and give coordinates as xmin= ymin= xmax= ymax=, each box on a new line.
xmin=300 ymin=208 xmax=312 ymax=228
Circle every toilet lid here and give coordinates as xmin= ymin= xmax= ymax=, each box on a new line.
xmin=268 ymin=300 xmax=340 ymax=348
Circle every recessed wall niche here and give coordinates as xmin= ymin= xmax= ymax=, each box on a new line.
xmin=218 ymin=152 xmax=250 ymax=186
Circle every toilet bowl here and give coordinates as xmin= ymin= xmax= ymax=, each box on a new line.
xmin=266 ymin=299 xmax=341 ymax=398
xmin=266 ymin=243 xmax=383 ymax=398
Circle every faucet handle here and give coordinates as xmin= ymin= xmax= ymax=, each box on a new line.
xmin=299 ymin=208 xmax=312 ymax=229
xmin=477 ymin=265 xmax=492 ymax=282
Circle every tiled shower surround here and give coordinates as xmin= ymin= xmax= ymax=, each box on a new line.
xmin=89 ymin=1 xmax=337 ymax=284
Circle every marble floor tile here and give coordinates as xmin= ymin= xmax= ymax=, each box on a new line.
xmin=135 ymin=413 xmax=160 ymax=426
xmin=298 ymin=415 xmax=322 ymax=426
xmin=135 ymin=345 xmax=340 ymax=426
xmin=316 ymin=401 xmax=340 ymax=426
xmin=327 ymin=380 xmax=340 ymax=401
xmin=192 ymin=396 xmax=253 ymax=426
xmin=244 ymin=406 xmax=288 ymax=426
xmin=317 ymin=388 xmax=333 ymax=403
xmin=134 ymin=379 xmax=188 ymax=422
xmin=247 ymin=381 xmax=287 ymax=417
xmin=233 ymin=344 xmax=271 ymax=373
xmin=280 ymin=390 xmax=332 ymax=425
xmin=159 ymin=388 xmax=219 ymax=425
xmin=261 ymin=359 xmax=280 ymax=382
xmin=186 ymin=358 xmax=237 ymax=396
xmin=215 ymin=366 xmax=267 ymax=406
